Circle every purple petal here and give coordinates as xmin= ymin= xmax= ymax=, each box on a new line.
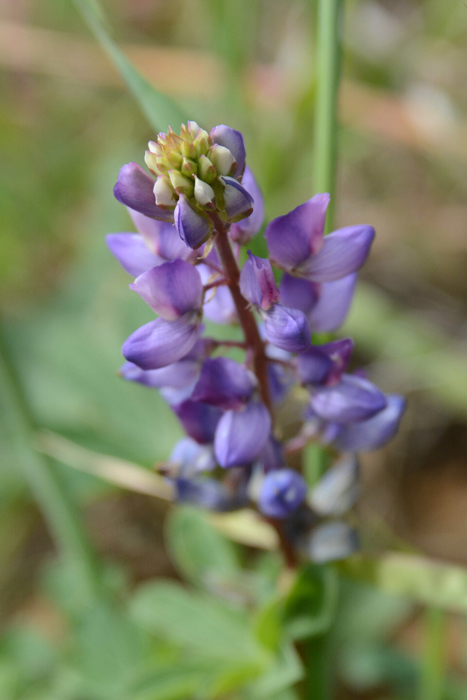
xmin=220 ymin=177 xmax=254 ymax=221
xmin=298 ymin=225 xmax=375 ymax=282
xmin=174 ymin=400 xmax=222 ymax=444
xmin=210 ymin=125 xmax=246 ymax=177
xmin=122 ymin=315 xmax=200 ymax=370
xmin=307 ymin=274 xmax=357 ymax=332
xmin=310 ymin=454 xmax=359 ymax=516
xmin=192 ymin=358 xmax=256 ymax=410
xmin=268 ymin=362 xmax=294 ymax=404
xmin=307 ymin=521 xmax=359 ymax=563
xmin=130 ymin=259 xmax=203 ymax=319
xmin=265 ymin=194 xmax=330 ymax=270
xmin=240 ymin=252 xmax=280 ymax=310
xmin=229 ymin=166 xmax=265 ymax=243
xmin=169 ymin=437 xmax=216 ymax=475
xmin=258 ymin=469 xmax=307 ymax=519
xmin=106 ymin=233 xmax=162 ymax=277
xmin=174 ymin=194 xmax=212 ymax=249
xmin=128 ymin=209 xmax=194 ymax=262
xmin=113 ymin=163 xmax=174 ymax=222
xmin=297 ymin=338 xmax=354 ymax=386
xmin=264 ymin=305 xmax=311 ymax=353
xmin=335 ymin=395 xmax=406 ymax=452
xmin=120 ymin=359 xmax=200 ymax=390
xmin=280 ymin=274 xmax=320 ymax=316
xmin=175 ymin=478 xmax=242 ymax=511
xmin=198 ymin=264 xmax=237 ymax=324
xmin=260 ymin=437 xmax=285 ymax=472
xmin=310 ymin=374 xmax=387 ymax=423
xmin=214 ymin=401 xmax=271 ymax=468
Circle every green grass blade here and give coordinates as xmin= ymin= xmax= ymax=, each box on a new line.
xmin=72 ymin=0 xmax=187 ymax=131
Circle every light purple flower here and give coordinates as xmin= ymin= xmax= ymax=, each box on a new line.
xmin=106 ymin=233 xmax=162 ymax=277
xmin=120 ymin=359 xmax=200 ymax=390
xmin=214 ymin=400 xmax=271 ymax=468
xmin=263 ymin=305 xmax=311 ymax=353
xmin=297 ymin=338 xmax=354 ymax=387
xmin=240 ymin=252 xmax=280 ymax=310
xmin=113 ymin=163 xmax=174 ymax=221
xmin=310 ymin=373 xmax=387 ymax=423
xmin=174 ymin=194 xmax=212 ymax=249
xmin=169 ymin=437 xmax=216 ymax=475
xmin=220 ymin=177 xmax=254 ymax=222
xmin=192 ymin=358 xmax=256 ymax=410
xmin=229 ymin=167 xmax=264 ymax=243
xmin=130 ymin=259 xmax=203 ymax=320
xmin=258 ymin=469 xmax=307 ymax=519
xmin=265 ymin=193 xmax=374 ymax=282
xmin=122 ymin=315 xmax=201 ymax=370
xmin=198 ymin=264 xmax=237 ymax=324
xmin=334 ymin=395 xmax=406 ymax=452
xmin=174 ymin=399 xmax=222 ymax=445
xmin=307 ymin=521 xmax=359 ymax=563
xmin=210 ymin=125 xmax=246 ymax=178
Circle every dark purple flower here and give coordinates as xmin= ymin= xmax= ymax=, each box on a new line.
xmin=220 ymin=177 xmax=254 ymax=221
xmin=210 ymin=125 xmax=246 ymax=178
xmin=258 ymin=469 xmax=307 ymax=519
xmin=310 ymin=373 xmax=387 ymax=423
xmin=174 ymin=400 xmax=222 ymax=444
xmin=263 ymin=305 xmax=311 ymax=353
xmin=240 ymin=252 xmax=281 ymax=310
xmin=265 ymin=193 xmax=374 ymax=282
xmin=214 ymin=400 xmax=271 ymax=468
xmin=297 ymin=338 xmax=354 ymax=386
xmin=310 ymin=454 xmax=359 ymax=516
xmin=307 ymin=521 xmax=359 ymax=563
xmin=113 ymin=163 xmax=174 ymax=221
xmin=130 ymin=259 xmax=203 ymax=320
xmin=122 ymin=315 xmax=201 ymax=370
xmin=280 ymin=273 xmax=357 ymax=332
xmin=334 ymin=395 xmax=406 ymax=452
xmin=192 ymin=358 xmax=256 ymax=410
xmin=229 ymin=167 xmax=264 ymax=244
xmin=174 ymin=194 xmax=212 ymax=249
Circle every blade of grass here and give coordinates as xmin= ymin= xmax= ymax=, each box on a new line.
xmin=72 ymin=0 xmax=187 ymax=131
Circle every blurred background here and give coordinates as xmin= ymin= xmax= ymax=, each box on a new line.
xmin=1 ymin=0 xmax=467 ymax=698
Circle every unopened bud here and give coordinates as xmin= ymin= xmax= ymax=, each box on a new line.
xmin=210 ymin=144 xmax=236 ymax=176
xmin=181 ymin=139 xmax=197 ymax=159
xmin=198 ymin=155 xmax=217 ymax=184
xmin=155 ymin=155 xmax=173 ymax=174
xmin=148 ymin=140 xmax=162 ymax=155
xmin=168 ymin=169 xmax=195 ymax=197
xmin=153 ymin=176 xmax=175 ymax=208
xmin=187 ymin=121 xmax=201 ymax=138
xmin=144 ymin=150 xmax=159 ymax=174
xmin=167 ymin=150 xmax=183 ymax=169
xmin=194 ymin=176 xmax=215 ymax=207
xmin=181 ymin=157 xmax=198 ymax=178
xmin=193 ymin=129 xmax=210 ymax=158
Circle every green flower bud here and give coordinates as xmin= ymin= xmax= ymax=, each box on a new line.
xmin=193 ymin=129 xmax=210 ymax=158
xmin=153 ymin=175 xmax=175 ymax=208
xmin=155 ymin=155 xmax=173 ymax=174
xmin=194 ymin=176 xmax=215 ymax=208
xmin=187 ymin=121 xmax=201 ymax=139
xmin=181 ymin=157 xmax=198 ymax=178
xmin=148 ymin=140 xmax=162 ymax=155
xmin=198 ymin=155 xmax=217 ymax=184
xmin=209 ymin=144 xmax=236 ymax=176
xmin=167 ymin=150 xmax=183 ymax=169
xmin=144 ymin=150 xmax=159 ymax=174
xmin=168 ymin=169 xmax=194 ymax=197
xmin=181 ymin=139 xmax=197 ymax=159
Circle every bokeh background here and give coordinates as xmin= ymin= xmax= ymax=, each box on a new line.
xmin=1 ymin=0 xmax=467 ymax=697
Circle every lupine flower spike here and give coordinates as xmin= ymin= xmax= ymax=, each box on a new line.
xmin=108 ymin=122 xmax=406 ymax=565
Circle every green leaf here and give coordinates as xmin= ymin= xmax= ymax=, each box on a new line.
xmin=72 ymin=0 xmax=187 ymax=131
xmin=165 ymin=506 xmax=240 ymax=589
xmin=249 ymin=645 xmax=303 ymax=699
xmin=283 ymin=564 xmax=339 ymax=640
xmin=253 ymin=595 xmax=284 ymax=652
xmin=129 ymin=580 xmax=268 ymax=666
xmin=130 ymin=664 xmax=210 ymax=700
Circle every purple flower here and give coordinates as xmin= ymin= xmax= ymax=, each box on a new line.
xmin=174 ymin=194 xmax=212 ymax=249
xmin=169 ymin=437 xmax=216 ymax=475
xmin=310 ymin=373 xmax=387 ymax=423
xmin=175 ymin=478 xmax=245 ymax=511
xmin=220 ymin=177 xmax=254 ymax=222
xmin=210 ymin=125 xmax=246 ymax=178
xmin=130 ymin=259 xmax=203 ymax=320
xmin=192 ymin=358 xmax=256 ymax=410
xmin=258 ymin=469 xmax=307 ymax=519
xmin=120 ymin=359 xmax=200 ymax=390
xmin=174 ymin=399 xmax=222 ymax=444
xmin=334 ymin=395 xmax=406 ymax=452
xmin=265 ymin=194 xmax=374 ymax=282
xmin=310 ymin=454 xmax=359 ymax=516
xmin=214 ymin=400 xmax=271 ymax=468
xmin=297 ymin=338 xmax=354 ymax=386
xmin=306 ymin=521 xmax=359 ymax=563
xmin=240 ymin=252 xmax=280 ymax=310
xmin=263 ymin=305 xmax=311 ymax=353
xmin=113 ymin=163 xmax=174 ymax=221
xmin=229 ymin=167 xmax=264 ymax=244
xmin=280 ymin=273 xmax=357 ymax=333
xmin=106 ymin=233 xmax=162 ymax=277
xmin=122 ymin=316 xmax=201 ymax=370
xmin=198 ymin=263 xmax=237 ymax=324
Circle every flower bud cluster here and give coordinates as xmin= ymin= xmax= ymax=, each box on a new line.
xmin=107 ymin=122 xmax=406 ymax=565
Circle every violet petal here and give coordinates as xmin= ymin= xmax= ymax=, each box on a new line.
xmin=174 ymin=194 xmax=212 ymax=249
xmin=297 ymin=338 xmax=354 ymax=386
xmin=122 ymin=314 xmax=200 ymax=370
xmin=310 ymin=373 xmax=387 ymax=423
xmin=265 ymin=194 xmax=330 ymax=270
xmin=229 ymin=166 xmax=264 ymax=243
xmin=335 ymin=395 xmax=406 ymax=452
xmin=214 ymin=401 xmax=271 ymax=468
xmin=210 ymin=125 xmax=246 ymax=177
xmin=192 ymin=357 xmax=256 ymax=410
xmin=264 ymin=305 xmax=312 ymax=353
xmin=106 ymin=233 xmax=162 ymax=277
xmin=130 ymin=259 xmax=203 ymax=319
xmin=307 ymin=521 xmax=359 ymax=563
xmin=220 ymin=177 xmax=254 ymax=221
xmin=307 ymin=273 xmax=357 ymax=332
xmin=240 ymin=252 xmax=280 ymax=310
xmin=174 ymin=399 xmax=222 ymax=444
xmin=298 ymin=225 xmax=375 ymax=282
xmin=113 ymin=163 xmax=174 ymax=221
xmin=120 ymin=359 xmax=200 ymax=390
xmin=258 ymin=469 xmax=307 ymax=519
xmin=280 ymin=274 xmax=320 ymax=316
